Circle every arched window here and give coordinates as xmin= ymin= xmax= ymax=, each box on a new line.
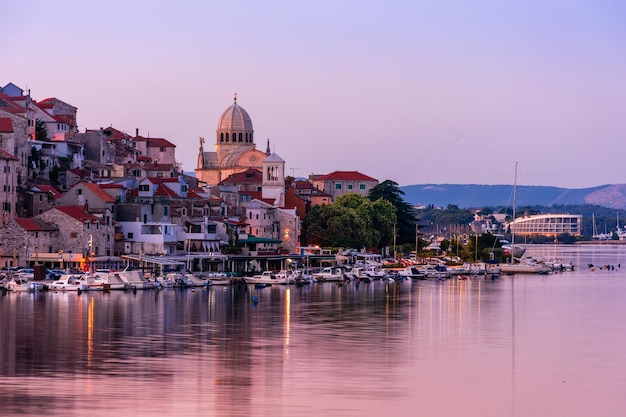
xmin=239 ymin=132 xmax=243 ymax=142
xmin=245 ymin=133 xmax=249 ymax=142
xmin=220 ymin=133 xmax=224 ymax=142
xmin=225 ymin=133 xmax=229 ymax=142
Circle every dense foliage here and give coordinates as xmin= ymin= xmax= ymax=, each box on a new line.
xmin=367 ymin=180 xmax=418 ymax=245
xmin=302 ymin=193 xmax=396 ymax=249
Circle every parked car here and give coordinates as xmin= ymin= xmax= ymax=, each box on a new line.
xmin=47 ymin=269 xmax=66 ymax=280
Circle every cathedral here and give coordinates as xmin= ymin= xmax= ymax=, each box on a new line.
xmin=195 ymin=95 xmax=270 ymax=185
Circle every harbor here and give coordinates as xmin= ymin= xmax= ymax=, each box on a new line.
xmin=2 ymin=244 xmax=626 ymax=417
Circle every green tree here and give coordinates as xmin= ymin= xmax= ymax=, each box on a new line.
xmin=35 ymin=119 xmax=48 ymax=141
xmin=368 ymin=180 xmax=417 ymax=245
xmin=302 ymin=193 xmax=395 ymax=249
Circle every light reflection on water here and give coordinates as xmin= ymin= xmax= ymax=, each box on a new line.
xmin=2 ymin=245 xmax=626 ymax=416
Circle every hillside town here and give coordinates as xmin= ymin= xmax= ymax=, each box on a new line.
xmin=0 ymin=82 xmax=380 ymax=275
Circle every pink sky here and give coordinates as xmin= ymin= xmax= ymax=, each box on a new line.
xmin=4 ymin=1 xmax=626 ymax=188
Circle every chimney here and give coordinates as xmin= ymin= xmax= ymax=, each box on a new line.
xmin=136 ymin=128 xmax=139 ymax=137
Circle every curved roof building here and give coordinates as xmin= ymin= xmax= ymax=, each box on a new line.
xmin=508 ymin=214 xmax=582 ymax=236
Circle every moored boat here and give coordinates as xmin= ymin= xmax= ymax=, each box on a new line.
xmin=49 ymin=275 xmax=90 ymax=291
xmin=395 ymin=266 xmax=426 ymax=280
xmin=312 ymin=266 xmax=349 ymax=282
xmin=245 ymin=271 xmax=292 ymax=285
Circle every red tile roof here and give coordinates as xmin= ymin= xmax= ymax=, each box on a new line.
xmin=294 ymin=180 xmax=314 ymax=189
xmin=56 ymin=206 xmax=101 ymax=223
xmin=53 ymin=114 xmax=74 ymax=125
xmin=15 ymin=218 xmax=57 ymax=232
xmin=154 ymin=184 xmax=180 ymax=197
xmin=0 ymin=118 xmax=13 ymax=133
xmin=134 ymin=136 xmax=176 ymax=148
xmin=0 ymin=149 xmax=17 ymax=160
xmin=103 ymin=126 xmax=128 ymax=140
xmin=34 ymin=185 xmax=62 ymax=199
xmin=186 ymin=189 xmax=203 ymax=199
xmin=37 ymin=98 xmax=55 ymax=108
xmin=314 ymin=171 xmax=377 ymax=181
xmin=83 ymin=183 xmax=117 ymax=203
xmin=220 ymin=168 xmax=263 ymax=184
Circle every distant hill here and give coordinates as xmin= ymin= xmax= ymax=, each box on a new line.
xmin=400 ymin=184 xmax=626 ymax=210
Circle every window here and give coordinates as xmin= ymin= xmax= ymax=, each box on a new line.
xmin=139 ymin=184 xmax=149 ymax=192
xmin=181 ymin=207 xmax=187 ymax=216
xmin=359 ymin=184 xmax=366 ymax=190
xmin=160 ymin=147 xmax=165 ymax=152
xmin=335 ymin=183 xmax=342 ymax=190
xmin=347 ymin=184 xmax=353 ymax=190
xmin=128 ymin=232 xmax=134 ymax=239
xmin=77 ymin=189 xmax=82 ymax=195
xmin=164 ymin=206 xmax=169 ymax=215
xmin=39 ymin=194 xmax=43 ymax=201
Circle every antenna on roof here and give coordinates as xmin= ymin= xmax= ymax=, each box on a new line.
xmin=234 ymin=92 xmax=237 ymax=103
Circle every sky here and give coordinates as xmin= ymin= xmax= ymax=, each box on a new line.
xmin=3 ymin=1 xmax=626 ymax=189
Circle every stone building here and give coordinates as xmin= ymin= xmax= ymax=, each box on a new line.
xmin=35 ymin=206 xmax=115 ymax=261
xmin=0 ymin=217 xmax=58 ymax=268
xmin=196 ymin=95 xmax=269 ymax=185
xmin=0 ymin=107 xmax=29 ymax=222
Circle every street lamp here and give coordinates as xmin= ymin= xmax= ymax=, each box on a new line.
xmin=415 ymin=223 xmax=419 ymax=261
xmin=393 ymin=222 xmax=397 ymax=260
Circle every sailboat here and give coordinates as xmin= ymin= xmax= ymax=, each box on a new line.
xmin=501 ymin=162 xmax=526 ymax=259
xmin=499 ymin=163 xmax=550 ymax=274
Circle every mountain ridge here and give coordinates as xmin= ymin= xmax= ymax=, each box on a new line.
xmin=399 ymin=184 xmax=626 ymax=210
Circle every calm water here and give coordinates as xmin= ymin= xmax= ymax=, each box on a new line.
xmin=2 ymin=245 xmax=626 ymax=417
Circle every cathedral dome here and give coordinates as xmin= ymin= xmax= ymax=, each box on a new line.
xmin=217 ymin=98 xmax=253 ymax=132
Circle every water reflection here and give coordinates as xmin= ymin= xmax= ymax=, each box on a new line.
xmin=2 ymin=245 xmax=626 ymax=416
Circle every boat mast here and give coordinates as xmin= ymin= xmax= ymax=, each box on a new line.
xmin=512 ymin=161 xmax=517 ymax=248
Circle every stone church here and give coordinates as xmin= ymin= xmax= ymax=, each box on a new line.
xmin=195 ymin=95 xmax=269 ymax=185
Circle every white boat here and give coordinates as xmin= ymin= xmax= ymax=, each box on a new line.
xmin=203 ymin=272 xmax=232 ymax=285
xmin=312 ymin=266 xmax=348 ymax=282
xmin=93 ymin=271 xmax=131 ymax=290
xmin=395 ymin=266 xmax=426 ymax=279
xmin=418 ymin=265 xmax=451 ymax=279
xmin=76 ymin=274 xmax=107 ymax=291
xmin=245 ymin=271 xmax=292 ymax=285
xmin=165 ymin=272 xmax=207 ymax=287
xmin=49 ymin=275 xmax=90 ymax=291
xmin=498 ymin=258 xmax=552 ymax=274
xmin=5 ymin=278 xmax=47 ymax=292
xmin=114 ymin=270 xmax=154 ymax=290
xmin=501 ymin=242 xmax=526 ymax=258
